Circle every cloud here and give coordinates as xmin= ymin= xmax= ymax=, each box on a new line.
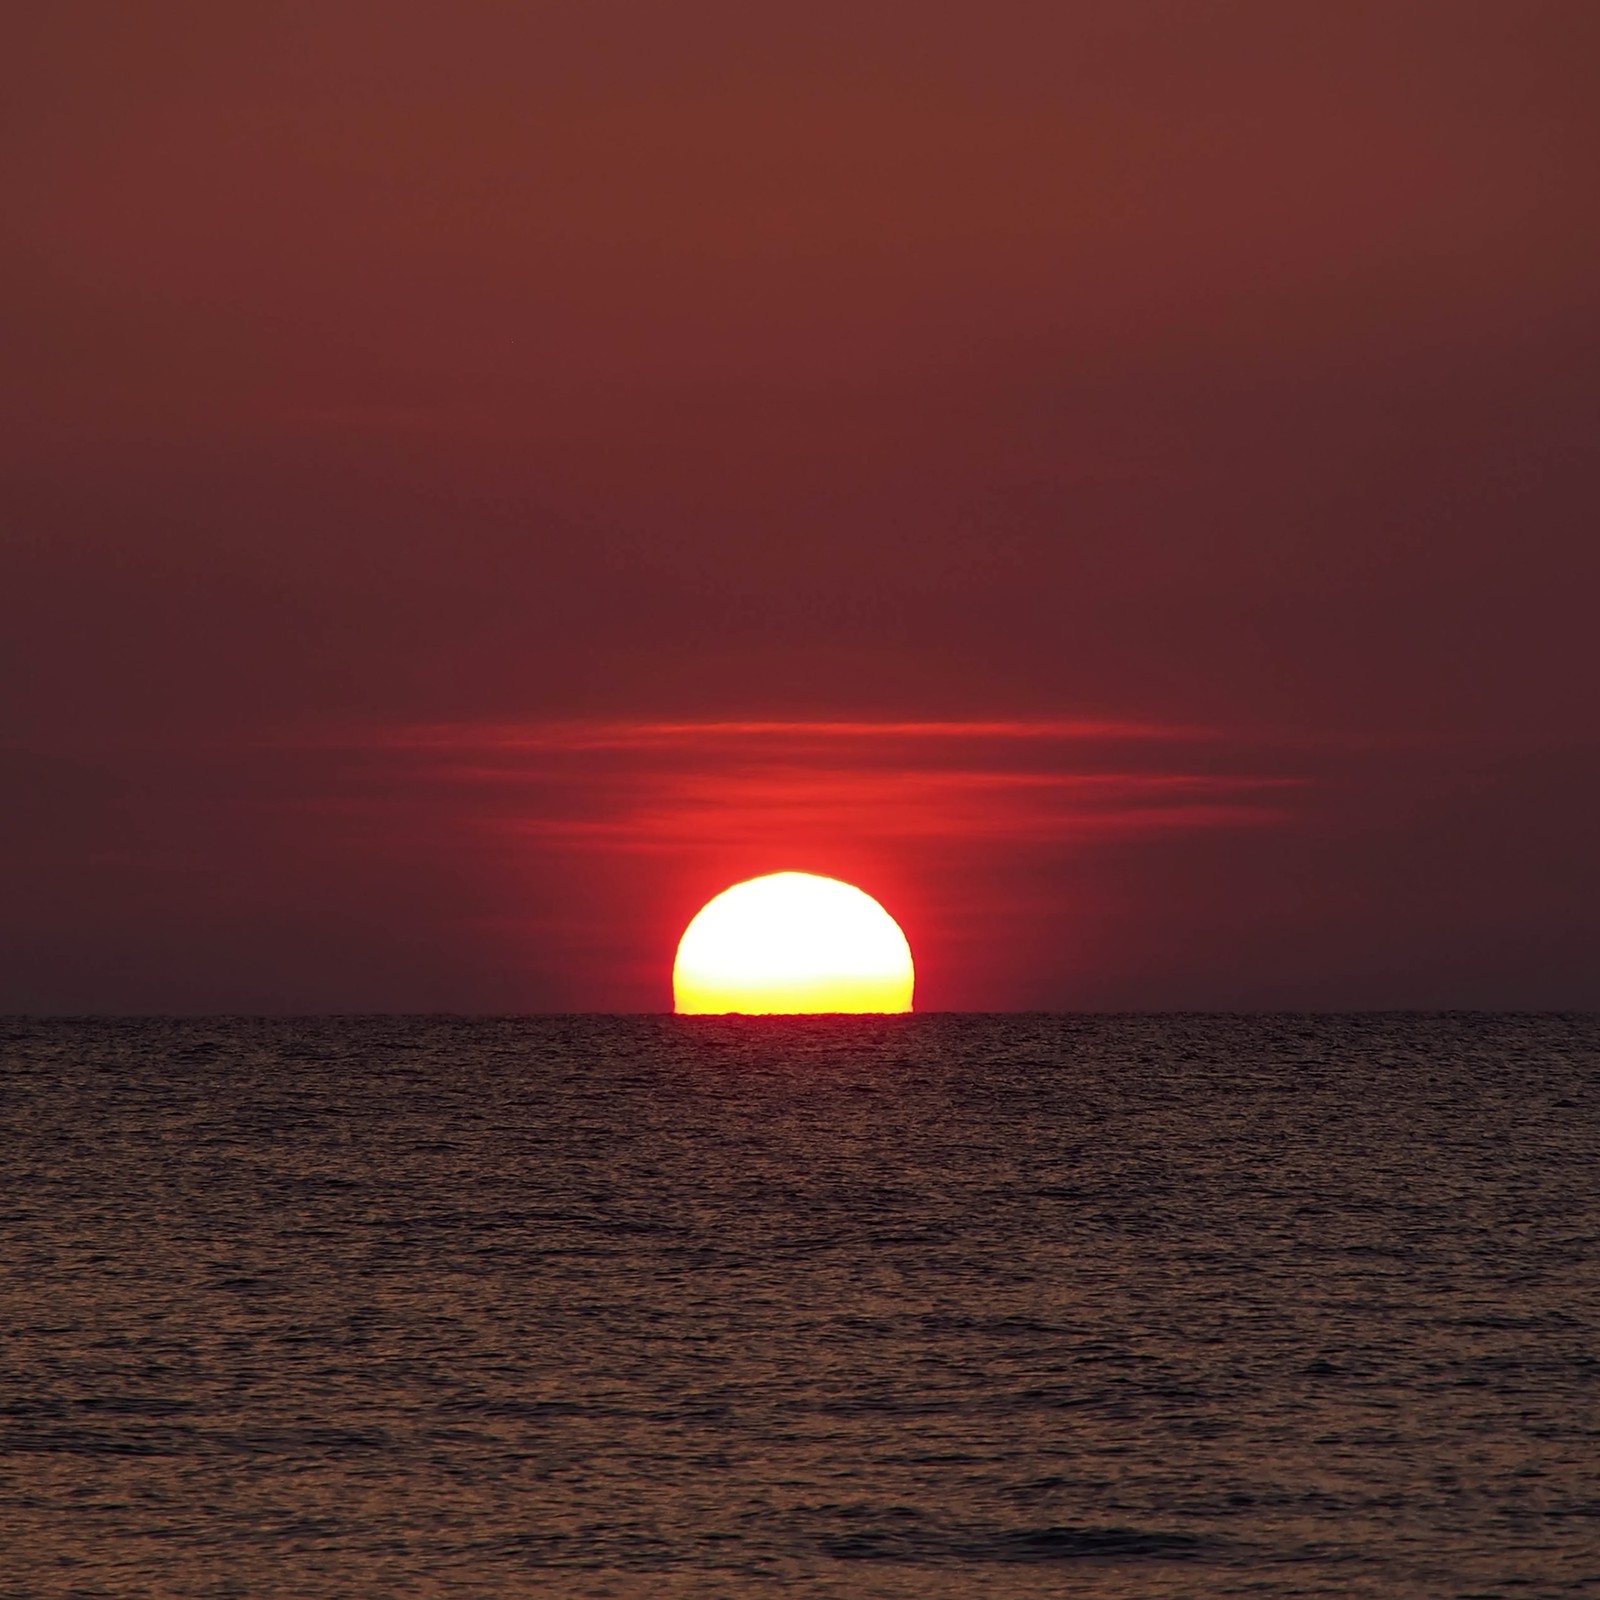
xmin=358 ymin=717 xmax=1302 ymax=857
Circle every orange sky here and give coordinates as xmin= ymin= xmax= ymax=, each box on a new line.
xmin=3 ymin=2 xmax=1597 ymax=1009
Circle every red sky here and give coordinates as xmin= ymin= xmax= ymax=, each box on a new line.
xmin=3 ymin=1 xmax=1597 ymax=1010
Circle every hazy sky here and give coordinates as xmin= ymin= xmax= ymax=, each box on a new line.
xmin=4 ymin=1 xmax=1597 ymax=1010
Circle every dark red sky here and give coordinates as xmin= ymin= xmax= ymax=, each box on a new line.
xmin=3 ymin=1 xmax=1597 ymax=1011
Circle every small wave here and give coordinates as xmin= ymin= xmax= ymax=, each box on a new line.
xmin=818 ymin=1518 xmax=1205 ymax=1564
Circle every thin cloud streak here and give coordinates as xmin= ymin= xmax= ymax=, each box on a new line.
xmin=507 ymin=803 xmax=1294 ymax=853
xmin=364 ymin=717 xmax=1213 ymax=752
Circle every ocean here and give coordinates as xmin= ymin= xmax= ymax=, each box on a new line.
xmin=2 ymin=1014 xmax=1596 ymax=1597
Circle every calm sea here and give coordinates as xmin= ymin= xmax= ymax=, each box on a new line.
xmin=2 ymin=1015 xmax=1597 ymax=1598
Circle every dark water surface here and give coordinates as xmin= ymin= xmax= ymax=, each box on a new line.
xmin=3 ymin=1015 xmax=1597 ymax=1598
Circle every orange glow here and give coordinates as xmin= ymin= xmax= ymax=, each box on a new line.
xmin=673 ymin=872 xmax=914 ymax=1014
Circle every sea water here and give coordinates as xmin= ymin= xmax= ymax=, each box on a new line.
xmin=2 ymin=1014 xmax=1596 ymax=1597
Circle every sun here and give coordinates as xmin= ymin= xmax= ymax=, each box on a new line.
xmin=673 ymin=871 xmax=915 ymax=1014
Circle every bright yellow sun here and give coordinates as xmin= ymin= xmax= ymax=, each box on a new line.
xmin=673 ymin=871 xmax=915 ymax=1015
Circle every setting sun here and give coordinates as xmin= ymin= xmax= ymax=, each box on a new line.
xmin=673 ymin=872 xmax=914 ymax=1014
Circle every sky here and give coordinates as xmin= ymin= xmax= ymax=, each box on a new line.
xmin=3 ymin=0 xmax=1597 ymax=1012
